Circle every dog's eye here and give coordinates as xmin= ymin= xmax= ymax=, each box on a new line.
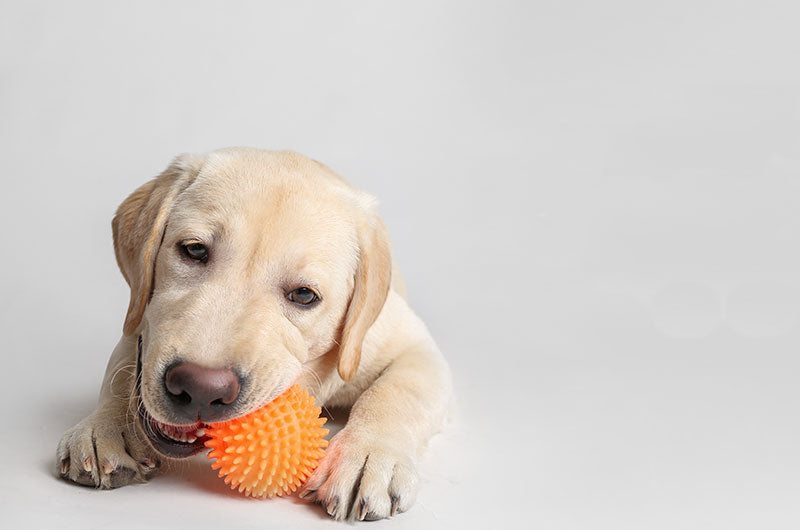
xmin=287 ymin=287 xmax=319 ymax=306
xmin=181 ymin=242 xmax=208 ymax=262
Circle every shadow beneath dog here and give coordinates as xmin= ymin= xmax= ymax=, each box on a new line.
xmin=39 ymin=392 xmax=351 ymax=521
xmin=320 ymin=405 xmax=350 ymax=437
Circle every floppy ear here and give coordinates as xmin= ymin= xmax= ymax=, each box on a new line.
xmin=337 ymin=205 xmax=393 ymax=381
xmin=112 ymin=156 xmax=200 ymax=336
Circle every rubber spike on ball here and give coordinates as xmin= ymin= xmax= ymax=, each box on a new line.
xmin=205 ymin=385 xmax=329 ymax=498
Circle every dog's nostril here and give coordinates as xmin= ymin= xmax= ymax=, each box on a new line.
xmin=163 ymin=361 xmax=241 ymax=420
xmin=171 ymin=390 xmax=192 ymax=406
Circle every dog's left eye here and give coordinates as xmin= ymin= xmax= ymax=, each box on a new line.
xmin=287 ymin=287 xmax=319 ymax=306
xmin=181 ymin=242 xmax=208 ymax=262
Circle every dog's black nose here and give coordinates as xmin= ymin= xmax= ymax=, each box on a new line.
xmin=163 ymin=362 xmax=241 ymax=422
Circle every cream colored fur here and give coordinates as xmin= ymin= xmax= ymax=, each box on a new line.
xmin=56 ymin=148 xmax=452 ymax=521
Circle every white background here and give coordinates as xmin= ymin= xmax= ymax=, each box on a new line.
xmin=1 ymin=1 xmax=799 ymax=528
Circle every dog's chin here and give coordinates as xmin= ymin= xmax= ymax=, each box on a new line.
xmin=137 ymin=400 xmax=210 ymax=459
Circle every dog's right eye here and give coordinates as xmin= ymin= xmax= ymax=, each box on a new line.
xmin=181 ymin=242 xmax=208 ymax=263
xmin=286 ymin=286 xmax=319 ymax=306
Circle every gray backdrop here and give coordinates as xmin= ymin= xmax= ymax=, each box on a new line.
xmin=1 ymin=1 xmax=798 ymax=528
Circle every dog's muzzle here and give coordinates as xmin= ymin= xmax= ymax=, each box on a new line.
xmin=135 ymin=336 xmax=211 ymax=458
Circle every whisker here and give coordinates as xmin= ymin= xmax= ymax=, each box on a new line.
xmin=303 ymin=366 xmax=323 ymax=395
xmin=109 ymin=361 xmax=137 ymax=401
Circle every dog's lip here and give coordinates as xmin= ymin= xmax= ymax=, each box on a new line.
xmin=136 ymin=399 xmax=211 ymax=459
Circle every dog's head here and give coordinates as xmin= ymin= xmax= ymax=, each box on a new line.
xmin=113 ymin=148 xmax=391 ymax=457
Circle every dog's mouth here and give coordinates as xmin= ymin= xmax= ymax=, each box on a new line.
xmin=135 ymin=336 xmax=210 ymax=459
xmin=137 ymin=402 xmax=210 ymax=459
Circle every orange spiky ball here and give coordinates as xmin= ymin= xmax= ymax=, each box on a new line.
xmin=205 ymin=385 xmax=329 ymax=498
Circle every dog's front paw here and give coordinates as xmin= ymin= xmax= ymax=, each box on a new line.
xmin=299 ymin=429 xmax=419 ymax=521
xmin=56 ymin=409 xmax=161 ymax=489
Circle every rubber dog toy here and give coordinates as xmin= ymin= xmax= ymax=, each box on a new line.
xmin=205 ymin=385 xmax=329 ymax=498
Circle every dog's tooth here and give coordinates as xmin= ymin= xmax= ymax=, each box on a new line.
xmin=155 ymin=421 xmax=203 ymax=443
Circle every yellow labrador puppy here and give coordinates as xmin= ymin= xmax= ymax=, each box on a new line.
xmin=56 ymin=148 xmax=452 ymax=521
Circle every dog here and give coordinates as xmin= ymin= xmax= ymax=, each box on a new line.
xmin=56 ymin=148 xmax=452 ymax=521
